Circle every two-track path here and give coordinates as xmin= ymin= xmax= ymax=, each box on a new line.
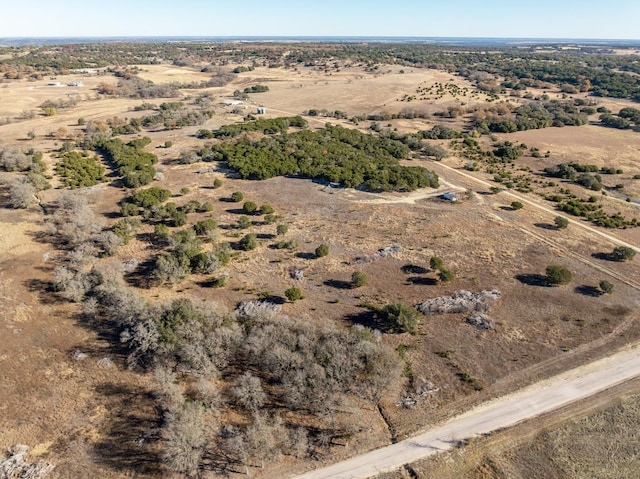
xmin=293 ymin=342 xmax=640 ymax=478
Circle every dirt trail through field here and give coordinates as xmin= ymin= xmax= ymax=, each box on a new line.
xmin=434 ymin=162 xmax=640 ymax=252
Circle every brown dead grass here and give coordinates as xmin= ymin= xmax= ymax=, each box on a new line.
xmin=0 ymin=62 xmax=639 ymax=478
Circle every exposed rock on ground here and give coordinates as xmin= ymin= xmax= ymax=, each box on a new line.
xmin=417 ymin=289 xmax=501 ymax=315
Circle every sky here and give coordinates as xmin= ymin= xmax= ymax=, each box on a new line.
xmin=2 ymin=0 xmax=639 ymax=39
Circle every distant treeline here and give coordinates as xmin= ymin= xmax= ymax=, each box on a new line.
xmin=1 ymin=42 xmax=639 ymax=101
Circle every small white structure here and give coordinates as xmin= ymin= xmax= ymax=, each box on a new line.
xmin=67 ymin=81 xmax=83 ymax=87
xmin=223 ymin=99 xmax=244 ymax=106
xmin=256 ymin=107 xmax=266 ymax=114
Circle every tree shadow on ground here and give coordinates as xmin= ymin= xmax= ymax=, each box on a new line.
xmin=406 ymin=276 xmax=438 ymax=286
xmin=592 ymin=252 xmax=615 ymax=261
xmin=225 ymin=208 xmax=246 ymax=215
xmin=23 ymin=278 xmax=67 ymax=305
xmin=92 ymin=383 xmax=163 ymax=476
xmin=323 ymin=279 xmax=353 ymax=290
xmin=256 ymin=233 xmax=275 ymax=240
xmin=515 ymin=273 xmax=550 ymax=287
xmin=344 ymin=309 xmax=382 ymax=331
xmin=125 ymin=257 xmax=157 ymax=288
xmin=574 ymin=285 xmax=602 ymax=297
xmin=295 ymin=252 xmax=316 ymax=260
xmin=344 ymin=308 xmax=398 ymax=334
xmin=401 ymin=264 xmax=429 ymax=275
xmin=534 ymin=222 xmax=556 ymax=230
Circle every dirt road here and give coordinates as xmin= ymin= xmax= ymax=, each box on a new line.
xmin=292 ymin=342 xmax=640 ymax=479
xmin=433 ymin=161 xmax=640 ymax=252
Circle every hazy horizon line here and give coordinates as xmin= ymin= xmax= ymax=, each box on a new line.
xmin=1 ymin=35 xmax=639 ymax=46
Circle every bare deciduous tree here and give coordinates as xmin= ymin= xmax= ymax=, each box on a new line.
xmin=6 ymin=177 xmax=36 ymax=208
xmin=161 ymin=402 xmax=206 ymax=477
xmin=231 ymin=372 xmax=266 ymax=412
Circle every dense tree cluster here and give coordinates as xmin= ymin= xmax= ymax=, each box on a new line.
xmin=599 ymin=107 xmax=640 ymax=130
xmin=243 ymin=84 xmax=269 ymax=93
xmin=55 ymin=151 xmax=105 ymax=188
xmin=474 ymin=101 xmax=589 ymax=134
xmin=97 ymin=137 xmax=157 ymax=188
xmin=213 ymin=116 xmax=308 ymax=138
xmin=205 ymin=123 xmax=438 ymax=191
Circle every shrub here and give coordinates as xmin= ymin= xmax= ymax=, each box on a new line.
xmin=237 ymin=216 xmax=251 ymax=229
xmin=422 ymin=144 xmax=448 ymax=160
xmin=545 ymin=265 xmax=572 ymax=285
xmin=429 ymin=256 xmax=444 ymax=271
xmin=437 ymin=268 xmax=455 ymax=283
xmin=131 ymin=186 xmax=171 ymax=208
xmin=194 ymin=219 xmax=218 ymax=236
xmin=554 ymin=216 xmax=569 ymax=229
xmin=154 ymin=223 xmax=170 ymax=240
xmin=171 ymin=210 xmax=188 ymax=227
xmin=276 ymin=224 xmax=288 ymax=236
xmin=120 ymin=202 xmax=139 ymax=217
xmin=231 ymin=191 xmax=244 ymax=202
xmin=315 ymin=244 xmax=329 ymax=258
xmin=381 ymin=302 xmax=419 ymax=334
xmin=199 ymin=201 xmax=214 ymax=212
xmin=511 ymin=201 xmax=524 ymax=210
xmin=351 ymin=271 xmax=367 ymax=288
xmin=239 ymin=233 xmax=257 ymax=251
xmin=242 ymin=201 xmax=258 ymax=214
xmin=285 ymin=287 xmax=304 ymax=302
xmin=599 ymin=280 xmax=614 ymax=294
xmin=260 ymin=204 xmax=274 ymax=215
xmin=611 ymin=246 xmax=636 ymax=262
xmin=112 ymin=218 xmax=141 ymax=244
xmin=213 ymin=178 xmax=222 ymax=188
xmin=275 ymin=239 xmax=298 ymax=250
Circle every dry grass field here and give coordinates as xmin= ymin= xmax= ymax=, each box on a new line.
xmin=1 ymin=59 xmax=639 ymax=478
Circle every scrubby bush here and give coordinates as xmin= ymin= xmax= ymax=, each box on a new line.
xmin=351 ymin=271 xmax=367 ymax=288
xmin=239 ymin=233 xmax=257 ymax=251
xmin=437 ymin=267 xmax=455 ymax=283
xmin=237 ymin=216 xmax=251 ymax=229
xmin=554 ymin=216 xmax=569 ymax=229
xmin=284 ymin=287 xmax=304 ymax=302
xmin=429 ymin=256 xmax=444 ymax=271
xmin=231 ymin=191 xmax=244 ymax=202
xmin=6 ymin=178 xmax=36 ymax=208
xmin=194 ymin=219 xmax=218 ymax=236
xmin=131 ymin=186 xmax=172 ymax=208
xmin=315 ymin=244 xmax=329 ymax=258
xmin=242 ymin=201 xmax=258 ymax=214
xmin=259 ymin=204 xmax=274 ymax=215
xmin=611 ymin=246 xmax=636 ymax=262
xmin=381 ymin=303 xmax=419 ymax=334
xmin=599 ymin=280 xmax=614 ymax=294
xmin=545 ymin=265 xmax=572 ymax=285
